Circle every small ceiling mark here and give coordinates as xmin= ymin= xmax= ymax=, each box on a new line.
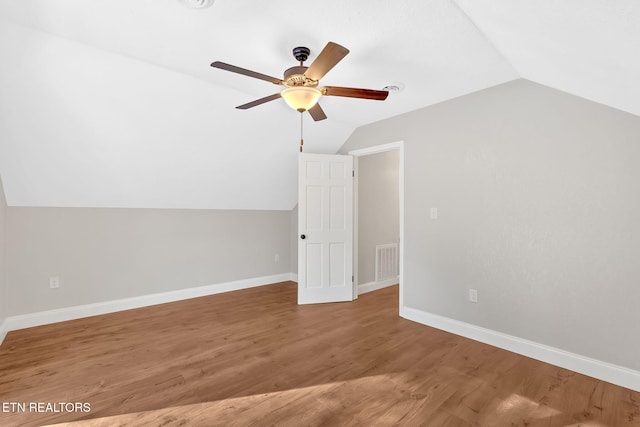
xmin=383 ymin=83 xmax=405 ymax=94
xmin=177 ymin=0 xmax=214 ymax=9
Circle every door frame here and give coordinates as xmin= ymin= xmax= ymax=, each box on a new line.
xmin=348 ymin=141 xmax=405 ymax=311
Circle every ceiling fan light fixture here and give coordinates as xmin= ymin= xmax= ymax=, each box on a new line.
xmin=281 ymin=87 xmax=321 ymax=112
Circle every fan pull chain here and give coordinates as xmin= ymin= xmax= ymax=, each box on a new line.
xmin=299 ymin=112 xmax=304 ymax=152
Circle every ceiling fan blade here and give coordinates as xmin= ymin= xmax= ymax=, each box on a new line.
xmin=308 ymin=103 xmax=327 ymax=121
xmin=211 ymin=61 xmax=284 ymax=85
xmin=236 ymin=93 xmax=282 ymax=110
xmin=321 ymin=86 xmax=389 ymax=101
xmin=304 ymin=42 xmax=350 ymax=81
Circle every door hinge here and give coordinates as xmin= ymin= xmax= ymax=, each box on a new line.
xmin=352 ymin=170 xmax=355 ymax=177
xmin=352 ymin=275 xmax=354 ymax=282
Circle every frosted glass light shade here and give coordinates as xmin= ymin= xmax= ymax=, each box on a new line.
xmin=281 ymin=87 xmax=321 ymax=112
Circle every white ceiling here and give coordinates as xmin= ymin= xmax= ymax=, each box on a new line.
xmin=0 ymin=0 xmax=637 ymax=210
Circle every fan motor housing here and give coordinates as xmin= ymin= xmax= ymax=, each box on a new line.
xmin=283 ymin=66 xmax=318 ymax=87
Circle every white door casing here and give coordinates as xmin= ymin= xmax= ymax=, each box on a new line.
xmin=349 ymin=141 xmax=405 ymax=309
xmin=298 ymin=153 xmax=353 ymax=304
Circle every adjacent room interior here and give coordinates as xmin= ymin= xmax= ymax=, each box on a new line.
xmin=1 ymin=1 xmax=639 ymax=425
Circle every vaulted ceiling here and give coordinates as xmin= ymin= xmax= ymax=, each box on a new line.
xmin=0 ymin=0 xmax=638 ymax=210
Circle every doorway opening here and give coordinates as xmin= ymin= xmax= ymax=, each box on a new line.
xmin=349 ymin=141 xmax=405 ymax=311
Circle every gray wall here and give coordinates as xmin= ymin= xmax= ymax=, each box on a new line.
xmin=357 ymin=150 xmax=400 ymax=284
xmin=0 ymin=176 xmax=7 ymax=325
xmin=6 ymin=207 xmax=291 ymax=316
xmin=339 ymin=79 xmax=640 ymax=371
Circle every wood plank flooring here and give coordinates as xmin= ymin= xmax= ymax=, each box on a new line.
xmin=0 ymin=282 xmax=638 ymax=426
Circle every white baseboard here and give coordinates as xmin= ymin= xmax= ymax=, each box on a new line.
xmin=401 ymin=305 xmax=640 ymax=392
xmin=1 ymin=273 xmax=294 ymax=341
xmin=289 ymin=273 xmax=298 ymax=283
xmin=358 ymin=277 xmax=398 ymax=295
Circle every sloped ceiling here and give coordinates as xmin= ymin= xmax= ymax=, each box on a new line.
xmin=0 ymin=0 xmax=637 ymax=210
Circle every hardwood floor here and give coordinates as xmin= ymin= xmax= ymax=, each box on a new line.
xmin=0 ymin=282 xmax=638 ymax=426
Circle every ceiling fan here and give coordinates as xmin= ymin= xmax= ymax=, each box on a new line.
xmin=210 ymin=42 xmax=389 ymax=121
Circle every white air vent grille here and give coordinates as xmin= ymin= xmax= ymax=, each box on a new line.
xmin=375 ymin=243 xmax=398 ymax=282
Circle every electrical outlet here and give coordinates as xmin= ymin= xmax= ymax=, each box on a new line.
xmin=430 ymin=207 xmax=438 ymax=219
xmin=49 ymin=276 xmax=60 ymax=289
xmin=468 ymin=288 xmax=478 ymax=303
xmin=274 ymin=254 xmax=280 ymax=262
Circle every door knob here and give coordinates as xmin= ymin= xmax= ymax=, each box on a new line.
xmin=300 ymin=234 xmax=306 ymax=239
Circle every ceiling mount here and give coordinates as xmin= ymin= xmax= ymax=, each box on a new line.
xmin=210 ymin=41 xmax=389 ymax=121
xmin=292 ymin=46 xmax=311 ymax=64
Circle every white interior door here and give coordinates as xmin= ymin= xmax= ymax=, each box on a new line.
xmin=298 ymin=153 xmax=353 ymax=304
